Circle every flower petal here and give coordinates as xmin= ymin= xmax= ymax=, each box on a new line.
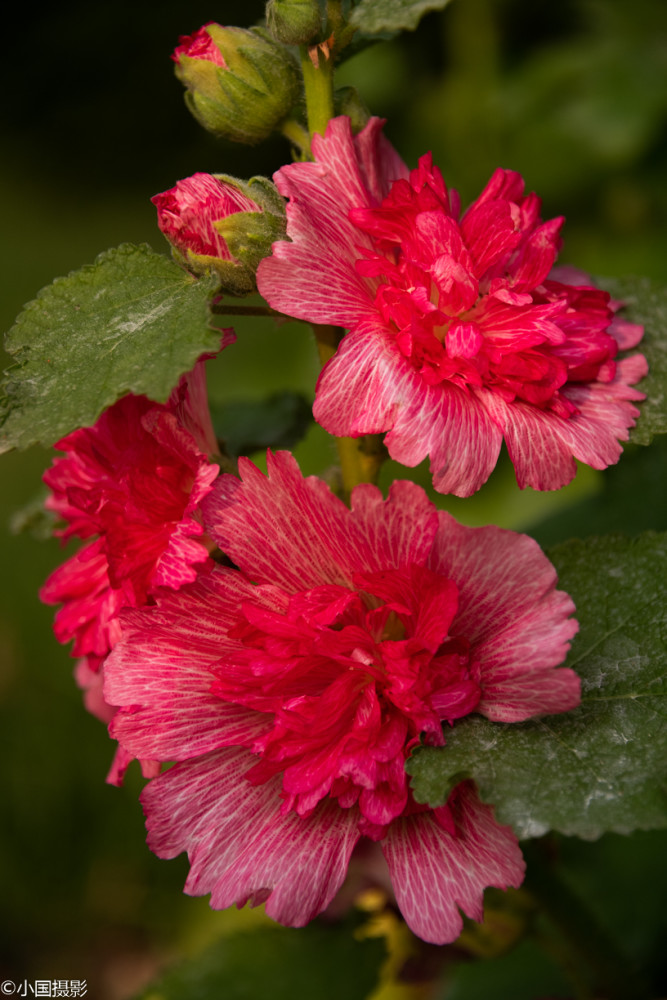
xmin=427 ymin=513 xmax=578 ymax=721
xmin=382 ymin=783 xmax=524 ymax=944
xmin=258 ymin=117 xmax=407 ymax=327
xmin=143 ymin=747 xmax=360 ymax=926
xmin=203 ymin=451 xmax=438 ymax=592
xmin=106 ymin=570 xmax=276 ymax=760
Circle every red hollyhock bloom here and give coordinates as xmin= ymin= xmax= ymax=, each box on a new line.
xmin=152 ymin=173 xmax=260 ymax=262
xmin=106 ymin=451 xmax=579 ymax=943
xmin=41 ymin=357 xmax=224 ymax=782
xmin=257 ymin=117 xmax=647 ymax=496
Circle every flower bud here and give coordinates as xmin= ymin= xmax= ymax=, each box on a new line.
xmin=172 ymin=23 xmax=300 ymax=144
xmin=152 ymin=173 xmax=287 ymax=294
xmin=266 ymin=0 xmax=324 ymax=45
xmin=334 ymin=87 xmax=371 ymax=134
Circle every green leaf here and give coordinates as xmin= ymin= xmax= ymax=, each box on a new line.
xmin=0 ymin=244 xmax=220 ymax=452
xmin=601 ymin=275 xmax=667 ymax=446
xmin=407 ymin=532 xmax=667 ymax=840
xmin=212 ymin=391 xmax=313 ymax=457
xmin=136 ymin=916 xmax=385 ymax=1000
xmin=349 ymin=0 xmax=453 ymax=36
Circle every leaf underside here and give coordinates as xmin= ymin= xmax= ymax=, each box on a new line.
xmin=350 ymin=0 xmax=454 ymax=36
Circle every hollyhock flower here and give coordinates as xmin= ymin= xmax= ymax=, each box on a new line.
xmin=257 ymin=117 xmax=647 ymax=496
xmin=153 ymin=173 xmax=287 ymax=292
xmin=106 ymin=451 xmax=579 ymax=943
xmin=153 ymin=173 xmax=261 ymax=263
xmin=41 ymin=355 xmax=224 ymax=782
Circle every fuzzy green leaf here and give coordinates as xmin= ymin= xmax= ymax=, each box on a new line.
xmin=349 ymin=0 xmax=453 ymax=36
xmin=0 ymin=243 xmax=220 ymax=452
xmin=135 ymin=916 xmax=384 ymax=1000
xmin=601 ymin=275 xmax=667 ymax=446
xmin=407 ymin=532 xmax=667 ymax=840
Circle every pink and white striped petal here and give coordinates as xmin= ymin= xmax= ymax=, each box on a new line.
xmin=202 ymin=451 xmax=439 ymax=592
xmin=427 ymin=513 xmax=579 ymax=721
xmin=143 ymin=747 xmax=360 ymax=926
xmin=257 ymin=118 xmax=407 ymax=328
xmin=106 ymin=571 xmax=281 ymax=761
xmin=382 ymin=783 xmax=524 ymax=944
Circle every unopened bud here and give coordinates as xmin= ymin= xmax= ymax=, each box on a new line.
xmin=266 ymin=0 xmax=324 ymax=46
xmin=172 ymin=23 xmax=300 ymax=144
xmin=152 ymin=173 xmax=287 ymax=294
xmin=334 ymin=87 xmax=371 ymax=133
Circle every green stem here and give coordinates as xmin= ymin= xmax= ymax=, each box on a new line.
xmin=300 ymin=44 xmax=335 ymax=139
xmin=311 ymin=324 xmax=386 ymax=500
xmin=279 ymin=117 xmax=312 ymax=158
xmin=299 ymin=32 xmax=386 ymax=499
xmin=523 ymin=840 xmax=651 ymax=1000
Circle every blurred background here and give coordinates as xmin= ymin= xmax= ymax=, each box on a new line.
xmin=2 ymin=0 xmax=667 ymax=997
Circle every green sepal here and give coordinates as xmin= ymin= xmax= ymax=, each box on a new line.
xmin=334 ymin=86 xmax=371 ymax=132
xmin=215 ymin=211 xmax=287 ymax=273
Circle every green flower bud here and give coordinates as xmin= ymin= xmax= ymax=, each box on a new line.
xmin=334 ymin=87 xmax=371 ymax=134
xmin=266 ymin=0 xmax=325 ymax=46
xmin=172 ymin=23 xmax=300 ymax=144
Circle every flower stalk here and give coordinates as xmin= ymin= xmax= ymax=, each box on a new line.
xmin=300 ymin=42 xmax=335 ymax=139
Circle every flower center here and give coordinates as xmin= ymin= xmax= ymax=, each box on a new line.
xmin=213 ymin=563 xmax=481 ymax=838
xmin=350 ymin=158 xmax=618 ymax=416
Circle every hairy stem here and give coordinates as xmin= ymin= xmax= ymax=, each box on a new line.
xmin=300 ymin=44 xmax=335 ymax=140
xmin=279 ymin=117 xmax=312 ymax=158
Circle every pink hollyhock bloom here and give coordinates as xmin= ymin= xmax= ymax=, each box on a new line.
xmin=153 ymin=173 xmax=260 ymax=263
xmin=41 ymin=355 xmax=224 ymax=782
xmin=257 ymin=117 xmax=647 ymax=496
xmin=106 ymin=451 xmax=579 ymax=943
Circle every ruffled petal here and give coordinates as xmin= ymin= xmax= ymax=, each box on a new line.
xmin=143 ymin=747 xmax=360 ymax=926
xmin=382 ymin=782 xmax=524 ymax=944
xmin=427 ymin=513 xmax=578 ymax=721
xmin=258 ymin=117 xmax=407 ymax=327
xmin=203 ymin=451 xmax=438 ymax=592
xmin=386 ymin=382 xmax=504 ymax=497
xmin=313 ymin=321 xmax=408 ymax=436
xmin=106 ymin=570 xmax=277 ymax=761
